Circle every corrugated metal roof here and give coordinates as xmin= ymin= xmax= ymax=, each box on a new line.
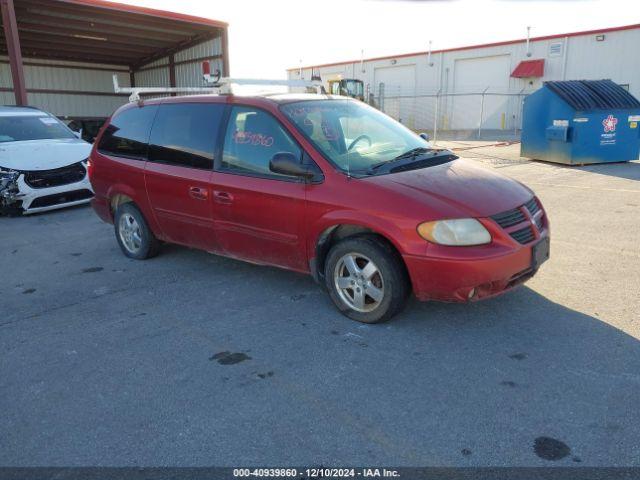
xmin=6 ymin=0 xmax=228 ymax=68
xmin=545 ymin=80 xmax=640 ymax=110
xmin=58 ymin=0 xmax=228 ymax=28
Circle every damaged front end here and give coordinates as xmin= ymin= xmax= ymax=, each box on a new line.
xmin=0 ymin=169 xmax=23 ymax=215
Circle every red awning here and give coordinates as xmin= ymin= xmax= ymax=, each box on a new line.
xmin=511 ymin=59 xmax=545 ymax=78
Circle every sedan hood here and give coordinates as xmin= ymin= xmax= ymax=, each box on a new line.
xmin=369 ymin=159 xmax=533 ymax=218
xmin=0 ymin=139 xmax=92 ymax=171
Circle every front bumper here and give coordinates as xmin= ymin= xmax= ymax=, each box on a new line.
xmin=15 ymin=171 xmax=94 ymax=214
xmin=404 ymin=233 xmax=549 ymax=302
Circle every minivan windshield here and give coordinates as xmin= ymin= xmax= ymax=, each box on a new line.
xmin=281 ymin=100 xmax=430 ymax=174
xmin=0 ymin=114 xmax=76 ymax=143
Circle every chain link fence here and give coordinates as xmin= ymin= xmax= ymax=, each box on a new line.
xmin=369 ymin=84 xmax=533 ymax=142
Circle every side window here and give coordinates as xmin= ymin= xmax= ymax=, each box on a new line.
xmin=98 ymin=105 xmax=158 ymax=159
xmin=221 ymin=106 xmax=301 ymax=179
xmin=148 ymin=103 xmax=224 ymax=170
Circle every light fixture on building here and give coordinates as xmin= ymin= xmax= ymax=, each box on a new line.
xmin=390 ymin=59 xmax=397 ymax=65
xmin=427 ymin=40 xmax=434 ymax=67
xmin=596 ymin=34 xmax=606 ymax=42
xmin=73 ymin=34 xmax=107 ymax=41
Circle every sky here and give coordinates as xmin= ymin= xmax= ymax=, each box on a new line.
xmin=120 ymin=0 xmax=639 ymax=78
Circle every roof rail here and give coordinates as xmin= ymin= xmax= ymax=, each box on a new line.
xmin=114 ymin=62 xmax=324 ymax=103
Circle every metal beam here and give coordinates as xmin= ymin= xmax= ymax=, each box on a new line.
xmin=0 ymin=86 xmax=128 ymax=97
xmin=15 ymin=10 xmax=189 ymax=42
xmin=133 ymin=31 xmax=218 ymax=70
xmin=168 ymin=54 xmax=176 ymax=97
xmin=221 ymin=28 xmax=230 ymax=76
xmin=12 ymin=38 xmax=144 ymax=59
xmin=17 ymin=21 xmax=171 ymax=48
xmin=0 ymin=43 xmax=137 ymax=65
xmin=16 ymin=31 xmax=158 ymax=54
xmin=1 ymin=0 xmax=28 ymax=105
xmin=134 ymin=54 xmax=224 ymax=73
xmin=18 ymin=0 xmax=211 ymax=35
xmin=0 ymin=58 xmax=129 ymax=72
xmin=53 ymin=0 xmax=228 ymax=29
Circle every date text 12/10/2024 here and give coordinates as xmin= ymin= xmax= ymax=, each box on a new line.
xmin=233 ymin=468 xmax=401 ymax=478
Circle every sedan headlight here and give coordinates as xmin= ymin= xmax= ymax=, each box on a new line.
xmin=417 ymin=219 xmax=491 ymax=246
xmin=0 ymin=167 xmax=19 ymax=180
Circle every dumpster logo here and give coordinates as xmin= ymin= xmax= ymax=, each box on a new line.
xmin=602 ymin=115 xmax=618 ymax=133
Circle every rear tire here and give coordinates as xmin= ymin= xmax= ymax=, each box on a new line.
xmin=324 ymin=235 xmax=409 ymax=323
xmin=114 ymin=203 xmax=160 ymax=260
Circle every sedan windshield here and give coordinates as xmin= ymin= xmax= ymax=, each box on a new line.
xmin=281 ymin=100 xmax=429 ymax=174
xmin=0 ymin=114 xmax=76 ymax=143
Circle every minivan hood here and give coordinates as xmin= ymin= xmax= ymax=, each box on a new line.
xmin=0 ymin=139 xmax=91 ymax=171
xmin=368 ymin=159 xmax=533 ymax=218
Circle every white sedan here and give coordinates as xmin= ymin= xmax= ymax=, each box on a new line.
xmin=0 ymin=106 xmax=93 ymax=215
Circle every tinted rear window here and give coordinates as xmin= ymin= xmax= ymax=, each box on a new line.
xmin=149 ymin=103 xmax=225 ymax=170
xmin=98 ymin=105 xmax=158 ymax=159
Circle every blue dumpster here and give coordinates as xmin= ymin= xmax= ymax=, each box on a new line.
xmin=521 ymin=79 xmax=640 ymax=165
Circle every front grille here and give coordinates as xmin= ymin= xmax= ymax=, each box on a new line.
xmin=510 ymin=226 xmax=535 ymax=244
xmin=492 ymin=197 xmax=545 ymax=244
xmin=24 ymin=162 xmax=86 ymax=189
xmin=524 ymin=197 xmax=540 ymax=216
xmin=491 ymin=207 xmax=527 ymax=229
xmin=525 ymin=197 xmax=545 ymax=230
xmin=534 ymin=216 xmax=544 ymax=231
xmin=29 ymin=189 xmax=93 ymax=209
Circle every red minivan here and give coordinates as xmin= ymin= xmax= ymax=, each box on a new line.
xmin=89 ymin=93 xmax=549 ymax=323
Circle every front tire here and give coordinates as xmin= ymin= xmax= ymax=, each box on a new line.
xmin=324 ymin=235 xmax=409 ymax=323
xmin=114 ymin=203 xmax=160 ymax=260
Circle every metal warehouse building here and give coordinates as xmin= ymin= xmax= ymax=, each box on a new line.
xmin=1 ymin=0 xmax=228 ymax=134
xmin=288 ymin=24 xmax=640 ymax=138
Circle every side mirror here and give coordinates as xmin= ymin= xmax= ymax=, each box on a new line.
xmin=270 ymin=152 xmax=321 ymax=181
xmin=419 ymin=132 xmax=430 ymax=142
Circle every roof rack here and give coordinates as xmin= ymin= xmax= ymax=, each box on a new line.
xmin=114 ymin=62 xmax=324 ymax=103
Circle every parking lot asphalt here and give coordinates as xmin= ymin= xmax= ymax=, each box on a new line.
xmin=2 ymin=147 xmax=640 ymax=467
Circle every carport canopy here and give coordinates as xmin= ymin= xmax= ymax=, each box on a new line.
xmin=0 ymin=0 xmax=229 ymax=105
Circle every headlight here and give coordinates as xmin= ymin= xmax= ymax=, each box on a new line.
xmin=417 ymin=219 xmax=491 ymax=246
xmin=0 ymin=167 xmax=18 ymax=179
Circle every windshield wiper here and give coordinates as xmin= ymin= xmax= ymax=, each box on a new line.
xmin=368 ymin=147 xmax=430 ymax=171
xmin=367 ymin=148 xmax=446 ymax=174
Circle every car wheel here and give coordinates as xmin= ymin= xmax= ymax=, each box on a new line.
xmin=114 ymin=203 xmax=160 ymax=260
xmin=324 ymin=235 xmax=410 ymax=323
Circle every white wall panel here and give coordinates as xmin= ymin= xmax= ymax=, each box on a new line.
xmin=135 ymin=66 xmax=170 ymax=88
xmin=175 ymin=37 xmax=222 ymax=63
xmin=26 ymin=93 xmax=126 ymax=119
xmin=1 ymin=56 xmax=130 ymax=118
xmin=289 ymin=26 xmax=640 ymax=131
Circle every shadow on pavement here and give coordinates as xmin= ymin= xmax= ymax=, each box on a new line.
xmin=575 ymin=160 xmax=640 ymax=182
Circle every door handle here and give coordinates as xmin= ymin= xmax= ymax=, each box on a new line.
xmin=213 ymin=190 xmax=233 ymax=205
xmin=188 ymin=186 xmax=208 ymax=200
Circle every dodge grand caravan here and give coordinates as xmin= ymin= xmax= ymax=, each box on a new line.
xmin=89 ymin=93 xmax=549 ymax=323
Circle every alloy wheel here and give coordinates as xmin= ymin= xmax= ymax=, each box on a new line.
xmin=118 ymin=213 xmax=143 ymax=254
xmin=333 ymin=253 xmax=385 ymax=313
